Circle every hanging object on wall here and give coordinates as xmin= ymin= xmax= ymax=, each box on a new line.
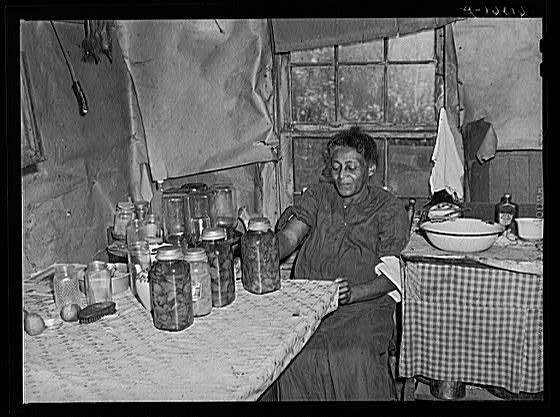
xmin=50 ymin=21 xmax=88 ymax=116
xmin=81 ymin=20 xmax=114 ymax=65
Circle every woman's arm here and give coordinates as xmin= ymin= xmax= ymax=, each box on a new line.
xmin=277 ymin=216 xmax=310 ymax=261
xmin=336 ymin=275 xmax=397 ymax=305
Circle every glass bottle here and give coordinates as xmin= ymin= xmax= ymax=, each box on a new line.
xmin=495 ymin=193 xmax=519 ymax=234
xmin=210 ymin=184 xmax=237 ymax=238
xmin=53 ymin=264 xmax=81 ymax=311
xmin=184 ymin=247 xmax=212 ymax=317
xmin=113 ymin=201 xmax=134 ymax=241
xmin=187 ymin=190 xmax=212 ymax=245
xmin=200 ymin=227 xmax=235 ymax=307
xmin=128 ymin=240 xmax=151 ymax=299
xmin=241 ymin=217 xmax=281 ymax=294
xmin=126 ymin=218 xmax=146 ymax=245
xmin=162 ymin=193 xmax=186 ymax=243
xmin=149 ymin=246 xmax=194 ymax=331
xmin=144 ymin=213 xmax=163 ymax=244
xmin=133 ymin=200 xmax=150 ymax=221
xmin=85 ymin=261 xmax=113 ymax=304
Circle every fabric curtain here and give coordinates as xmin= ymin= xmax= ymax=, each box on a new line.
xmin=115 ymin=19 xmax=277 ymax=182
xmin=270 ymin=18 xmax=459 ymax=53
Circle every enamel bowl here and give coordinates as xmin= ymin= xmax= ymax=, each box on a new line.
xmin=515 ymin=217 xmax=543 ymax=240
xmin=420 ymin=218 xmax=505 ymax=253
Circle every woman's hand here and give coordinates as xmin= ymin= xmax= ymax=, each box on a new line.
xmin=334 ymin=278 xmax=351 ymax=305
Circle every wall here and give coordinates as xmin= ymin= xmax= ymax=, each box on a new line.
xmin=21 ymin=21 xmax=131 ymax=276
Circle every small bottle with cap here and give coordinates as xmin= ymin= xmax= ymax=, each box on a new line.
xmin=241 ymin=217 xmax=280 ymax=294
xmin=200 ymin=227 xmax=235 ymax=307
xmin=148 ymin=246 xmax=194 ymax=331
xmin=495 ymin=193 xmax=519 ymax=234
xmin=184 ymin=247 xmax=212 ymax=317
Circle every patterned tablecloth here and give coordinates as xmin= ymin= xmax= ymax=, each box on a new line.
xmin=399 ymin=234 xmax=543 ymax=393
xmin=23 ymin=275 xmax=338 ymax=402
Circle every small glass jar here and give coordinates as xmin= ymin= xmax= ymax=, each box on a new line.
xmin=126 ymin=218 xmax=146 ymax=245
xmin=162 ymin=193 xmax=186 ymax=243
xmin=144 ymin=213 xmax=163 ymax=244
xmin=184 ymin=247 xmax=212 ymax=317
xmin=85 ymin=261 xmax=113 ymax=304
xmin=113 ymin=201 xmax=135 ymax=241
xmin=128 ymin=240 xmax=151 ymax=299
xmin=133 ymin=200 xmax=150 ymax=221
xmin=210 ymin=184 xmax=237 ymax=238
xmin=53 ymin=264 xmax=81 ymax=311
xmin=187 ymin=190 xmax=212 ymax=245
xmin=241 ymin=217 xmax=281 ymax=294
xmin=201 ymin=227 xmax=235 ymax=307
xmin=149 ymin=246 xmax=194 ymax=331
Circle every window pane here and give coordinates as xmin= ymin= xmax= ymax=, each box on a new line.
xmin=291 ymin=47 xmax=333 ymax=64
xmin=339 ymin=66 xmax=384 ymax=123
xmin=291 ymin=67 xmax=335 ymax=124
xmin=339 ymin=40 xmax=383 ymax=62
xmin=388 ymin=30 xmax=434 ymax=61
xmin=387 ymin=143 xmax=432 ymax=197
xmin=293 ymin=137 xmax=385 ymax=192
xmin=387 ymin=64 xmax=435 ymax=125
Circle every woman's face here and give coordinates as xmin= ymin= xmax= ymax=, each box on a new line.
xmin=330 ymin=146 xmax=374 ymax=199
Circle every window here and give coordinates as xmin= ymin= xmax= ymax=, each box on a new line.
xmin=278 ymin=28 xmax=443 ymax=202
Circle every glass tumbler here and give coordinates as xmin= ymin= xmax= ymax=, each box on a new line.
xmin=85 ymin=261 xmax=113 ymax=304
xmin=126 ymin=218 xmax=147 ymax=245
xmin=210 ymin=184 xmax=237 ymax=238
xmin=133 ymin=200 xmax=150 ymax=221
xmin=53 ymin=264 xmax=81 ymax=311
xmin=186 ymin=191 xmax=212 ymax=245
xmin=162 ymin=193 xmax=186 ymax=243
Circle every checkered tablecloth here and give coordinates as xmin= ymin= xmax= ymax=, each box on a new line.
xmin=23 ymin=277 xmax=338 ymax=402
xmin=398 ymin=262 xmax=543 ymax=394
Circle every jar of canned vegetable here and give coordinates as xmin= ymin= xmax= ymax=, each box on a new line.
xmin=148 ymin=246 xmax=194 ymax=331
xmin=200 ymin=227 xmax=235 ymax=307
xmin=184 ymin=247 xmax=212 ymax=317
xmin=241 ymin=217 xmax=280 ymax=294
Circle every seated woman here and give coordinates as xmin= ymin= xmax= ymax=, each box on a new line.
xmin=275 ymin=126 xmax=410 ymax=400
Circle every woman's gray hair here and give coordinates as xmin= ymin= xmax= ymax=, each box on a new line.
xmin=326 ymin=126 xmax=378 ymax=166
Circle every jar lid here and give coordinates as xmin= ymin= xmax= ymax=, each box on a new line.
xmin=117 ymin=201 xmax=134 ymax=210
xmin=133 ymin=200 xmax=149 ymax=208
xmin=184 ymin=247 xmax=208 ymax=262
xmin=87 ymin=260 xmax=108 ymax=271
xmin=156 ymin=246 xmax=184 ymax=260
xmin=212 ymin=183 xmax=234 ymax=191
xmin=162 ymin=193 xmax=184 ymax=200
xmin=179 ymin=183 xmax=208 ymax=193
xmin=201 ymin=227 xmax=226 ymax=241
xmin=248 ymin=217 xmax=271 ymax=232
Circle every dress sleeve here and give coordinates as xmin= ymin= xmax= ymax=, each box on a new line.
xmin=291 ymin=185 xmax=322 ymax=229
xmin=376 ymin=198 xmax=410 ymax=258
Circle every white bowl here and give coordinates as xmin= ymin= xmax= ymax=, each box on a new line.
xmin=515 ymin=218 xmax=543 ymax=240
xmin=420 ymin=218 xmax=505 ymax=253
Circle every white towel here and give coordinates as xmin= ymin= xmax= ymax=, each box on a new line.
xmin=375 ymin=256 xmax=402 ymax=303
xmin=429 ymin=107 xmax=464 ymax=201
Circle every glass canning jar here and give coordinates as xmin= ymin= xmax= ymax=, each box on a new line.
xmin=187 ymin=190 xmax=212 ymax=245
xmin=184 ymin=247 xmax=212 ymax=317
xmin=241 ymin=217 xmax=281 ymax=294
xmin=128 ymin=240 xmax=151 ymax=298
xmin=133 ymin=200 xmax=150 ymax=221
xmin=144 ymin=213 xmax=163 ymax=244
xmin=85 ymin=261 xmax=113 ymax=304
xmin=53 ymin=264 xmax=81 ymax=311
xmin=162 ymin=193 xmax=186 ymax=243
xmin=113 ymin=201 xmax=134 ymax=241
xmin=126 ymin=218 xmax=147 ymax=245
xmin=200 ymin=227 xmax=235 ymax=307
xmin=149 ymin=246 xmax=194 ymax=331
xmin=210 ymin=184 xmax=237 ymax=238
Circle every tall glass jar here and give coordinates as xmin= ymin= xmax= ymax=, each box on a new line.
xmin=241 ymin=217 xmax=281 ymax=294
xmin=201 ymin=227 xmax=235 ymax=307
xmin=113 ymin=201 xmax=134 ymax=241
xmin=85 ymin=261 xmax=113 ymax=304
xmin=187 ymin=190 xmax=212 ymax=245
xmin=126 ymin=218 xmax=146 ymax=245
xmin=149 ymin=246 xmax=194 ymax=331
xmin=184 ymin=247 xmax=212 ymax=317
xmin=144 ymin=213 xmax=163 ymax=244
xmin=162 ymin=193 xmax=186 ymax=243
xmin=53 ymin=264 xmax=81 ymax=311
xmin=181 ymin=183 xmax=208 ymax=245
xmin=128 ymin=240 xmax=151 ymax=300
xmin=133 ymin=200 xmax=150 ymax=221
xmin=210 ymin=184 xmax=237 ymax=238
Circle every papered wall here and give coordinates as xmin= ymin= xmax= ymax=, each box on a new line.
xmin=454 ymin=18 xmax=542 ymax=150
xmin=21 ymin=21 xmax=131 ymax=276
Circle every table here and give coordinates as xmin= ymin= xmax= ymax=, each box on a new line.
xmin=23 ymin=273 xmax=338 ymax=402
xmin=398 ymin=232 xmax=543 ymax=394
